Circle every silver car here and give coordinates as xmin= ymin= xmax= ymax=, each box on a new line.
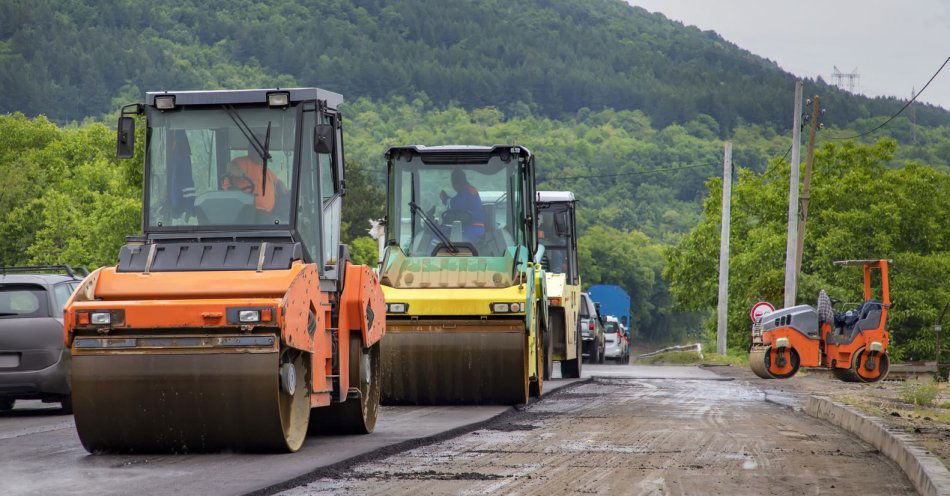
xmin=0 ymin=266 xmax=85 ymax=412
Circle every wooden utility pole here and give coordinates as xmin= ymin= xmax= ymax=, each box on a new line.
xmin=794 ymin=95 xmax=821 ymax=278
xmin=716 ymin=142 xmax=732 ymax=355
xmin=783 ymin=81 xmax=803 ymax=308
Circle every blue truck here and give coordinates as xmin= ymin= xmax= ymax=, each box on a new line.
xmin=587 ymin=284 xmax=631 ymax=330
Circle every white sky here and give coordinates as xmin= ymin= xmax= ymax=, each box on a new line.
xmin=626 ymin=0 xmax=950 ymax=110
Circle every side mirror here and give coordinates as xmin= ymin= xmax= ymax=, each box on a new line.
xmin=116 ymin=116 xmax=135 ymax=159
xmin=314 ymin=123 xmax=334 ymax=154
xmin=594 ymin=302 xmax=602 ymax=314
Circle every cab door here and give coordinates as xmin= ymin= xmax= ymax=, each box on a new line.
xmin=319 ymin=111 xmax=344 ymax=280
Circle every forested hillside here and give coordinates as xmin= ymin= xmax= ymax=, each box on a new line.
xmin=1 ymin=0 xmax=948 ymax=349
xmin=2 ymin=0 xmax=948 ymax=133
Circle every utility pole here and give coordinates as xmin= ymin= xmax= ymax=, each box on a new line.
xmin=716 ymin=142 xmax=732 ymax=355
xmin=794 ymin=95 xmax=821 ymax=279
xmin=783 ymin=81 xmax=803 ymax=308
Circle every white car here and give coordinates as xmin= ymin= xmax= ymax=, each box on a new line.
xmin=602 ymin=316 xmax=630 ymax=364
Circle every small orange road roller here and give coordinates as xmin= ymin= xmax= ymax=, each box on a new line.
xmin=64 ymin=88 xmax=386 ymax=453
xmin=750 ymin=259 xmax=891 ymax=382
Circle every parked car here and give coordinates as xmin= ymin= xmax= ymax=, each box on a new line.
xmin=0 ymin=266 xmax=86 ymax=412
xmin=603 ymin=316 xmax=630 ymax=364
xmin=579 ymin=292 xmax=605 ymax=364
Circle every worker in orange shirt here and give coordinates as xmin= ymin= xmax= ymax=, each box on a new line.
xmin=220 ymin=155 xmax=287 ymax=213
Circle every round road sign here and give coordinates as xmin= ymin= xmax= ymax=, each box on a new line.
xmin=750 ymin=301 xmax=775 ymax=322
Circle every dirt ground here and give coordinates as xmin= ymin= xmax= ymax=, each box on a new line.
xmin=281 ymin=369 xmax=913 ymax=495
xmin=712 ymin=364 xmax=950 ymax=469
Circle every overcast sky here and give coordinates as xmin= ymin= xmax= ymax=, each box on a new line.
xmin=626 ymin=0 xmax=950 ymax=110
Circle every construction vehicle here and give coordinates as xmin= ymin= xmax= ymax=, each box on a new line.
xmin=378 ymin=145 xmax=547 ymax=404
xmin=749 ymin=260 xmax=891 ymax=382
xmin=537 ymin=191 xmax=582 ymax=379
xmin=63 ymin=88 xmax=386 ymax=453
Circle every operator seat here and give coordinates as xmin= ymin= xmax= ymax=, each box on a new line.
xmin=477 ymin=204 xmax=513 ymax=256
xmin=827 ymin=300 xmax=884 ymax=345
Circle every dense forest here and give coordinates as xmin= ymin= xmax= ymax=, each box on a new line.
xmin=0 ymin=0 xmax=948 ymax=354
xmin=2 ymin=0 xmax=949 ymax=133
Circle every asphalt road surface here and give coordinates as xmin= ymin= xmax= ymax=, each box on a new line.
xmin=0 ymin=378 xmax=579 ymax=496
xmin=0 ymin=365 xmax=914 ymax=495
xmin=280 ymin=365 xmax=915 ymax=496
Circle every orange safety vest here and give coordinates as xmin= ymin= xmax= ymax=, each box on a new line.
xmin=221 ymin=157 xmax=285 ymax=213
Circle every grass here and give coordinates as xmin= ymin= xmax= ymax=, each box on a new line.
xmin=636 ymin=348 xmax=749 ymax=366
xmin=899 ymin=379 xmax=941 ymax=407
xmin=638 ymin=350 xmax=704 ymax=365
xmin=702 ymin=350 xmax=749 ymax=367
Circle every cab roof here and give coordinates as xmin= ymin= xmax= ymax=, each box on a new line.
xmin=537 ymin=191 xmax=575 ymax=203
xmin=145 ymin=87 xmax=343 ymax=109
xmin=385 ymin=144 xmax=532 ymax=162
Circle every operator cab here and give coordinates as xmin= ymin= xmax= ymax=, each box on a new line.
xmin=536 ymin=191 xmax=578 ymax=286
xmin=114 ymin=88 xmax=347 ymax=280
xmin=380 ymin=145 xmax=539 ymax=289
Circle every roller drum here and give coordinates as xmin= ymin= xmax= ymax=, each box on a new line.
xmin=72 ymin=338 xmax=309 ymax=453
xmin=748 ymin=346 xmax=774 ymax=379
xmin=380 ymin=323 xmax=527 ymax=405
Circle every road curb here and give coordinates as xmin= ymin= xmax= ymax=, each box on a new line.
xmin=804 ymin=395 xmax=950 ymax=496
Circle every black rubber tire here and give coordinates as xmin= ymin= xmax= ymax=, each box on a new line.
xmin=597 ymin=342 xmax=605 ymax=364
xmin=310 ymin=334 xmax=381 ymax=435
xmin=0 ymin=398 xmax=14 ymax=412
xmin=60 ymin=396 xmax=73 ymax=414
xmin=561 ymin=332 xmax=583 ymax=378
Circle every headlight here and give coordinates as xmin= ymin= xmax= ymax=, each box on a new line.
xmin=491 ymin=302 xmax=524 ymax=313
xmin=267 ymin=91 xmax=290 ymax=107
xmin=238 ymin=310 xmax=261 ymax=323
xmin=154 ymin=95 xmax=176 ymax=109
xmin=387 ymin=303 xmax=408 ymax=314
xmin=90 ymin=312 xmax=112 ymax=325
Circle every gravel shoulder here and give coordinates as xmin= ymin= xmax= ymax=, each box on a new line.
xmin=710 ymin=364 xmax=950 ymax=469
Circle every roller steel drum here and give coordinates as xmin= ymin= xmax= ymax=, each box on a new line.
xmin=380 ymin=319 xmax=528 ymax=405
xmin=71 ymin=334 xmax=310 ymax=453
xmin=748 ymin=346 xmax=774 ymax=379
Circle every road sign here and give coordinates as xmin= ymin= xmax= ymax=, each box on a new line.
xmin=750 ymin=301 xmax=775 ymax=322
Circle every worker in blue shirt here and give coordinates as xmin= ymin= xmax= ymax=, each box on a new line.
xmin=439 ymin=169 xmax=486 ymax=243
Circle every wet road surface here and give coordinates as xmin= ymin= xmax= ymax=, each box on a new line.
xmin=281 ymin=365 xmax=914 ymax=495
xmin=0 ymin=380 xmax=579 ymax=496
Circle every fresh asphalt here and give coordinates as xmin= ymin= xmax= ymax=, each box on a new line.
xmin=0 ymin=374 xmax=587 ymax=496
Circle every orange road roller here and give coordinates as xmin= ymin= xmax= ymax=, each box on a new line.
xmin=63 ymin=88 xmax=386 ymax=453
xmin=749 ymin=259 xmax=891 ymax=382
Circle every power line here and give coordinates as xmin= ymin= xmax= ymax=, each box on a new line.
xmin=829 ymin=55 xmax=950 ymax=141
xmin=545 ymin=162 xmax=721 ymax=181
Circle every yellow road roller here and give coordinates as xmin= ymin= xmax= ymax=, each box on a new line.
xmin=378 ymin=145 xmax=548 ymax=404
xmin=537 ymin=191 xmax=583 ymax=379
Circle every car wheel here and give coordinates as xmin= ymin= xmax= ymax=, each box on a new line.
xmin=60 ymin=396 xmax=73 ymax=414
xmin=0 ymin=398 xmax=14 ymax=412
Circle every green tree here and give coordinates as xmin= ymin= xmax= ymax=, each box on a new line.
xmin=666 ymin=139 xmax=950 ymax=360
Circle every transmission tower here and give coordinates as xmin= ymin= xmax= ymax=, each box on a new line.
xmin=832 ymin=66 xmax=860 ymax=92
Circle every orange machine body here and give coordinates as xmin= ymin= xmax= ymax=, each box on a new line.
xmin=751 ymin=260 xmax=890 ymax=382
xmin=65 ymin=261 xmax=385 ymax=408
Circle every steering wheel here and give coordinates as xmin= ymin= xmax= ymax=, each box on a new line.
xmin=442 ymin=208 xmax=473 ymax=226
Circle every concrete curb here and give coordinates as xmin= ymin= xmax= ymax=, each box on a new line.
xmin=805 ymin=395 xmax=950 ymax=496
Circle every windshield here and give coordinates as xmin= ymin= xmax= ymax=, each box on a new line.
xmin=538 ymin=206 xmax=572 ymax=275
xmin=146 ymin=105 xmax=299 ymax=228
xmin=0 ymin=285 xmax=49 ymax=319
xmin=388 ymin=156 xmax=524 ymax=258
